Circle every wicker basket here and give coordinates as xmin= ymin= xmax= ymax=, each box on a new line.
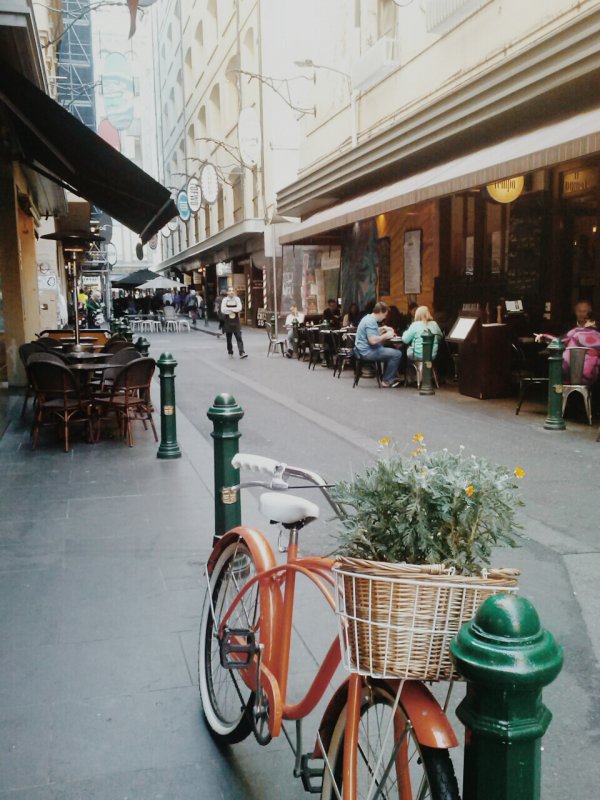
xmin=334 ymin=557 xmax=519 ymax=681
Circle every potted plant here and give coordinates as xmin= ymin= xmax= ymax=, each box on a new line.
xmin=331 ymin=435 xmax=524 ymax=680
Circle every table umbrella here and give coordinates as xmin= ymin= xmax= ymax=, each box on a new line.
xmin=139 ymin=276 xmax=185 ymax=290
xmin=111 ymin=268 xmax=158 ymax=287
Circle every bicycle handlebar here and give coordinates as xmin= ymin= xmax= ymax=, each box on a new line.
xmin=232 ymin=452 xmax=342 ymax=517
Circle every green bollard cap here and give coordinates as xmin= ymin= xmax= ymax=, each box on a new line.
xmin=451 ymin=594 xmax=563 ymax=689
xmin=157 ymin=352 xmax=177 ymax=366
xmin=207 ymin=393 xmax=244 ymax=420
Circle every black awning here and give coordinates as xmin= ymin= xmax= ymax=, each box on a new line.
xmin=0 ymin=61 xmax=177 ymax=243
xmin=112 ymin=268 xmax=159 ymax=286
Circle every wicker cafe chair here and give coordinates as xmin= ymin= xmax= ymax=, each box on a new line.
xmin=19 ymin=342 xmax=47 ymax=417
xmin=92 ymin=357 xmax=158 ymax=447
xmin=562 ymin=346 xmax=595 ymax=425
xmin=90 ymin=348 xmax=141 ymax=392
xmin=101 ymin=337 xmax=131 ymax=353
xmin=27 ymin=360 xmax=90 ymax=452
xmin=264 ymin=322 xmax=287 ymax=357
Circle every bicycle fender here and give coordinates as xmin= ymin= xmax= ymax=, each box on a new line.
xmin=389 ymin=680 xmax=459 ymax=749
xmin=207 ymin=527 xmax=283 ymax=666
xmin=311 ymin=678 xmax=457 ymax=757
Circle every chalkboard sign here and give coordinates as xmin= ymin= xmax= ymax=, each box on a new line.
xmin=377 ymin=237 xmax=391 ymax=295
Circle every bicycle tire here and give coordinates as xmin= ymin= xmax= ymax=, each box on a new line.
xmin=198 ymin=539 xmax=261 ymax=744
xmin=320 ymin=682 xmax=459 ymax=800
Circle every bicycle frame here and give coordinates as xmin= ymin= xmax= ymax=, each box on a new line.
xmin=209 ymin=525 xmax=340 ymax=739
xmin=208 ymin=526 xmax=457 ymax=784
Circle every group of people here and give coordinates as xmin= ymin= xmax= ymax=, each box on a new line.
xmin=281 ymin=298 xmax=440 ymax=386
xmin=354 ymin=302 xmax=442 ymax=387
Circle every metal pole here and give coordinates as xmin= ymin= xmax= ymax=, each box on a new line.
xmin=271 ymin=223 xmax=278 ymax=338
xmin=544 ymin=337 xmax=566 ymax=430
xmin=207 ymin=393 xmax=244 ymax=544
xmin=156 ymin=352 xmax=182 ymax=459
xmin=419 ymin=330 xmax=435 ymax=396
xmin=451 ymin=594 xmax=563 ymax=800
xmin=71 ymin=260 xmax=81 ymax=347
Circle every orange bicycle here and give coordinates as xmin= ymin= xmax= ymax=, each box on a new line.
xmin=198 ymin=454 xmax=460 ymax=800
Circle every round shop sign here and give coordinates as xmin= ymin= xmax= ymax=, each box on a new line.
xmin=486 ymin=176 xmax=525 ymax=204
xmin=177 ymin=190 xmax=191 ymax=222
xmin=200 ymin=162 xmax=219 ymax=205
xmin=187 ymin=177 xmax=201 ymax=213
xmin=238 ymin=107 xmax=261 ymax=167
xmin=149 ymin=234 xmax=158 ymax=250
xmin=168 ymin=215 xmax=179 ymax=232
xmin=161 ymin=224 xmax=171 ymax=238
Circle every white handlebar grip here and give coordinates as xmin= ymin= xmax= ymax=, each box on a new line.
xmin=232 ymin=453 xmax=286 ymax=475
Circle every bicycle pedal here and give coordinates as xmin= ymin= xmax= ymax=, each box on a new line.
xmin=298 ymin=754 xmax=324 ymax=794
xmin=219 ymin=628 xmax=258 ymax=670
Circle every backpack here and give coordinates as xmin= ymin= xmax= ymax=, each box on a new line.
xmin=187 ymin=295 xmax=198 ymax=309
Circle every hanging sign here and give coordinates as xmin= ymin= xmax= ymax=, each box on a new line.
xmin=238 ymin=107 xmax=261 ymax=167
xmin=167 ymin=215 xmax=179 ymax=232
xmin=562 ymin=168 xmax=598 ymax=196
xmin=187 ymin=177 xmax=202 ymax=213
xmin=177 ymin=190 xmax=191 ymax=222
xmin=149 ymin=234 xmax=158 ymax=250
xmin=161 ymin=225 xmax=171 ymax=238
xmin=486 ymin=176 xmax=524 ymax=203
xmin=200 ymin=163 xmax=219 ymax=205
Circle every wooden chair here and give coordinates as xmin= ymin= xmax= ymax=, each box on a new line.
xmin=92 ymin=357 xmax=158 ymax=447
xmin=28 ymin=360 xmax=90 ymax=452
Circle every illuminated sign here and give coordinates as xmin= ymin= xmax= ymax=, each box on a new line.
xmin=562 ymin=168 xmax=598 ymax=196
xmin=486 ymin=176 xmax=525 ymax=203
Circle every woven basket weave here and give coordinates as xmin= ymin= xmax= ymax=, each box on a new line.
xmin=334 ymin=557 xmax=519 ymax=681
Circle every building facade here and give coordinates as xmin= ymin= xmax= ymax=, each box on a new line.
xmin=150 ymin=0 xmax=323 ymax=321
xmin=276 ymin=0 xmax=600 ymax=333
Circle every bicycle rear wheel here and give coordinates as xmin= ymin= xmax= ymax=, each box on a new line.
xmin=320 ymin=682 xmax=459 ymax=800
xmin=198 ymin=539 xmax=260 ymax=744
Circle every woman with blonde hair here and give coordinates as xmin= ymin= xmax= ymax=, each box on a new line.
xmin=402 ymin=305 xmax=443 ymax=361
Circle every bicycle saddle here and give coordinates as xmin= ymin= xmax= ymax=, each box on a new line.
xmin=258 ymin=492 xmax=319 ymax=529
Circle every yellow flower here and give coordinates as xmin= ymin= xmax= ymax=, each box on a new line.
xmin=378 ymin=437 xmax=390 ymax=446
xmin=412 ymin=433 xmax=425 ymax=444
xmin=514 ymin=467 xmax=526 ymax=479
xmin=411 ymin=446 xmax=425 ymax=457
xmin=465 ymin=484 xmax=475 ymax=497
xmin=421 ymin=468 xmax=428 ymax=477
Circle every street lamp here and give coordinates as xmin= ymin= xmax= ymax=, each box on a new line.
xmin=293 ymin=59 xmax=357 ymax=147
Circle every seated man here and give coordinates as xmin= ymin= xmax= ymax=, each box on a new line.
xmin=284 ymin=304 xmax=304 ymax=357
xmin=354 ymin=301 xmax=402 ymax=387
xmin=322 ymin=298 xmax=342 ymax=329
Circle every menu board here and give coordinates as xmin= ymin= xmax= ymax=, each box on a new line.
xmin=447 ymin=316 xmax=478 ymax=342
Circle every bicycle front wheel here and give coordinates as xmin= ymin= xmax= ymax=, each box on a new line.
xmin=198 ymin=539 xmax=261 ymax=744
xmin=320 ymin=682 xmax=459 ymax=800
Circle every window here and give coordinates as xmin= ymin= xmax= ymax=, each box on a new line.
xmin=378 ymin=0 xmax=396 ymax=39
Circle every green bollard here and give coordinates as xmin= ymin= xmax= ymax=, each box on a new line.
xmin=156 ymin=352 xmax=182 ymax=460
xmin=135 ymin=336 xmax=150 ymax=357
xmin=544 ymin=337 xmax=566 ymax=430
xmin=207 ymin=393 xmax=244 ymax=543
xmin=292 ymin=319 xmax=299 ymax=356
xmin=451 ymin=594 xmax=563 ymax=800
xmin=419 ymin=329 xmax=435 ymax=396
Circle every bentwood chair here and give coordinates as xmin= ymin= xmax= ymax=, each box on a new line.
xmin=19 ymin=342 xmax=47 ymax=416
xmin=27 ymin=360 xmax=90 ymax=452
xmin=92 ymin=357 xmax=158 ymax=447
xmin=332 ymin=332 xmax=355 ymax=378
xmin=264 ymin=322 xmax=287 ymax=357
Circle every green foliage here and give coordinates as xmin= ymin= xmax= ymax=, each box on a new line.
xmin=332 ymin=438 xmax=524 ymax=575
